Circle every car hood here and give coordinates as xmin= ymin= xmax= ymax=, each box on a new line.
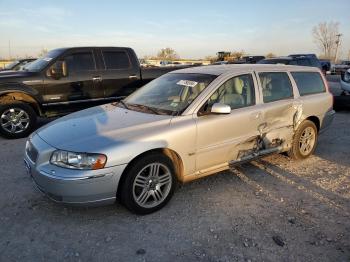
xmin=0 ymin=70 xmax=36 ymax=80
xmin=36 ymin=104 xmax=173 ymax=152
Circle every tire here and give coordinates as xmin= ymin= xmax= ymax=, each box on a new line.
xmin=288 ymin=120 xmax=318 ymax=160
xmin=120 ymin=153 xmax=177 ymax=214
xmin=0 ymin=102 xmax=37 ymax=139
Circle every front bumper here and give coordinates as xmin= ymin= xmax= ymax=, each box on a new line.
xmin=24 ymin=134 xmax=127 ymax=206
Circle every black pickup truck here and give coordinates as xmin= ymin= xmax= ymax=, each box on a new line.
xmin=0 ymin=47 xmax=184 ymax=138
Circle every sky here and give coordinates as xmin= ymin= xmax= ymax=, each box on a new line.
xmin=0 ymin=0 xmax=349 ymax=59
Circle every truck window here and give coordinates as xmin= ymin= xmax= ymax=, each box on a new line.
xmin=291 ymin=72 xmax=326 ymax=96
xmin=207 ymin=74 xmax=255 ymax=110
xmin=64 ymin=52 xmax=95 ymax=72
xmin=296 ymin=58 xmax=311 ymax=66
xmin=102 ymin=51 xmax=131 ymax=70
xmin=259 ymin=72 xmax=293 ymax=103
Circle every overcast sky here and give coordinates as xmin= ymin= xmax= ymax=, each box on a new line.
xmin=0 ymin=0 xmax=349 ymax=59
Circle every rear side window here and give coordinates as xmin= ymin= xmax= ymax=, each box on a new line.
xmin=291 ymin=72 xmax=326 ymax=96
xmin=64 ymin=52 xmax=95 ymax=72
xmin=259 ymin=72 xmax=293 ymax=103
xmin=102 ymin=51 xmax=131 ymax=69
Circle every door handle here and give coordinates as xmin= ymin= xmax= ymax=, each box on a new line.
xmin=129 ymin=75 xmax=138 ymax=80
xmin=92 ymin=76 xmax=102 ymax=82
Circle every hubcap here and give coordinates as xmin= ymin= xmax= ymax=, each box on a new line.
xmin=1 ymin=108 xmax=30 ymax=134
xmin=132 ymin=163 xmax=172 ymax=208
xmin=299 ymin=126 xmax=316 ymax=156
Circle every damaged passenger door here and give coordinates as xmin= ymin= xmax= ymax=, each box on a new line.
xmin=194 ymin=73 xmax=263 ymax=173
xmin=255 ymin=71 xmax=299 ymax=151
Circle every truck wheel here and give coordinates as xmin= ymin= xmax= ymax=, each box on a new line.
xmin=0 ymin=102 xmax=37 ymax=139
xmin=288 ymin=120 xmax=318 ymax=160
xmin=120 ymin=153 xmax=177 ymax=214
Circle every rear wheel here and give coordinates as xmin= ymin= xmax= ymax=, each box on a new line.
xmin=288 ymin=120 xmax=318 ymax=160
xmin=0 ymin=102 xmax=37 ymax=139
xmin=120 ymin=153 xmax=177 ymax=214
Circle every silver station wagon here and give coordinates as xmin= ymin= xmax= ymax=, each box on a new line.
xmin=24 ymin=65 xmax=335 ymax=214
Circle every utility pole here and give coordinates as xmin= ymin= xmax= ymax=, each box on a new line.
xmin=334 ymin=33 xmax=342 ymax=63
xmin=8 ymin=40 xmax=11 ymax=60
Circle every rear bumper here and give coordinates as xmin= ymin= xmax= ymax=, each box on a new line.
xmin=320 ymin=110 xmax=335 ymax=134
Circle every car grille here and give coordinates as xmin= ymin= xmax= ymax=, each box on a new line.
xmin=26 ymin=141 xmax=38 ymax=163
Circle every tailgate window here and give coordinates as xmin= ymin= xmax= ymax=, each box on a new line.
xmin=291 ymin=72 xmax=326 ymax=96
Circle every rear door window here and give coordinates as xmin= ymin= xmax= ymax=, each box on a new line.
xmin=291 ymin=72 xmax=326 ymax=96
xmin=259 ymin=72 xmax=293 ymax=103
xmin=102 ymin=51 xmax=131 ymax=70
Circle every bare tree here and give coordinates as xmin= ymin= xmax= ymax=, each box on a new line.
xmin=157 ymin=48 xmax=179 ymax=60
xmin=312 ymin=22 xmax=340 ymax=60
xmin=38 ymin=48 xmax=48 ymax=57
xmin=266 ymin=52 xmax=276 ymax=58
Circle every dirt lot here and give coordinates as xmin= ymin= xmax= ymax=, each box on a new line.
xmin=0 ymin=80 xmax=349 ymax=262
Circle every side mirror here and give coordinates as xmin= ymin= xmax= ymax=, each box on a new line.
xmin=211 ymin=103 xmax=231 ymax=114
xmin=47 ymin=61 xmax=67 ymax=80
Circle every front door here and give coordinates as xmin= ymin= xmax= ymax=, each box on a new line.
xmin=43 ymin=50 xmax=103 ymax=113
xmin=195 ymin=73 xmax=262 ymax=172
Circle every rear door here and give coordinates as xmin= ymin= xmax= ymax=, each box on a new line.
xmin=98 ymin=48 xmax=141 ymax=100
xmin=255 ymin=71 xmax=298 ymax=147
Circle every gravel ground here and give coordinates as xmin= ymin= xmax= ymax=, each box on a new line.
xmin=0 ymin=80 xmax=349 ymax=262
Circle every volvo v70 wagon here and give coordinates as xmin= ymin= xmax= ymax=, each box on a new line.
xmin=24 ymin=65 xmax=335 ymax=214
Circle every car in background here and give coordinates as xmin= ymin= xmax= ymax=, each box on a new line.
xmin=0 ymin=58 xmax=37 ymax=71
xmin=332 ymin=60 xmax=350 ymax=75
xmin=340 ymin=69 xmax=350 ymax=94
xmin=242 ymin=56 xmax=265 ymax=64
xmin=319 ymin=59 xmax=331 ymax=73
xmin=258 ymin=55 xmax=322 ymax=71
xmin=24 ymin=64 xmax=334 ymax=214
xmin=0 ymin=47 xmax=188 ymax=139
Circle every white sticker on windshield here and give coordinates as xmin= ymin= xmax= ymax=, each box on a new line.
xmin=176 ymin=80 xmax=198 ymax=87
xmin=43 ymin=57 xmax=53 ymax=62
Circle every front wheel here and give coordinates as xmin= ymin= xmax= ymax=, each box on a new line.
xmin=288 ymin=120 xmax=318 ymax=160
xmin=120 ymin=153 xmax=177 ymax=214
xmin=0 ymin=102 xmax=37 ymax=139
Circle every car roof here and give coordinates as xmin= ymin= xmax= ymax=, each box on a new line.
xmin=171 ymin=64 xmax=320 ymax=76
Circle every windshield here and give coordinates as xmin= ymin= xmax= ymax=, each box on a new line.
xmin=4 ymin=61 xmax=19 ymax=70
xmin=124 ymin=73 xmax=217 ymax=115
xmin=24 ymin=49 xmax=63 ymax=72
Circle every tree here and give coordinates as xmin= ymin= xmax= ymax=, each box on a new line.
xmin=157 ymin=48 xmax=179 ymax=60
xmin=266 ymin=52 xmax=276 ymax=58
xmin=228 ymin=50 xmax=245 ymax=61
xmin=312 ymin=22 xmax=340 ymax=60
xmin=38 ymin=48 xmax=48 ymax=57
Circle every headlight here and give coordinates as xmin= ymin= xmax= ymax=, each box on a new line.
xmin=50 ymin=150 xmax=107 ymax=170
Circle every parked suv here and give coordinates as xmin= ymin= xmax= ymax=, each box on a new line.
xmin=25 ymin=64 xmax=334 ymax=214
xmin=0 ymin=47 xmax=186 ymax=139
xmin=258 ymin=56 xmax=322 ymax=71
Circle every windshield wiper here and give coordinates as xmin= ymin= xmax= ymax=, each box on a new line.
xmin=128 ymin=103 xmax=161 ymax=115
xmin=118 ymin=100 xmax=130 ymax=109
